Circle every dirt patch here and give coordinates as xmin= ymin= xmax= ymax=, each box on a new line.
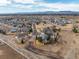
xmin=0 ymin=44 xmax=26 ymax=59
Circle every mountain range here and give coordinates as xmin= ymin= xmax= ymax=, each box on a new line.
xmin=0 ymin=11 xmax=79 ymax=16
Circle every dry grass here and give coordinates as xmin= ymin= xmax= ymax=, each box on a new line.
xmin=0 ymin=44 xmax=26 ymax=59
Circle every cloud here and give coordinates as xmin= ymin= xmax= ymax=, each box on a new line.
xmin=0 ymin=0 xmax=79 ymax=13
xmin=13 ymin=0 xmax=35 ymax=4
xmin=14 ymin=4 xmax=33 ymax=9
xmin=32 ymin=2 xmax=79 ymax=11
xmin=0 ymin=0 xmax=11 ymax=6
xmin=11 ymin=0 xmax=79 ymax=11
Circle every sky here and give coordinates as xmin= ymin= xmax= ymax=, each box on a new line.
xmin=0 ymin=0 xmax=79 ymax=13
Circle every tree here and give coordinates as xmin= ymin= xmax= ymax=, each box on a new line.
xmin=54 ymin=32 xmax=59 ymax=42
xmin=36 ymin=35 xmax=42 ymax=42
xmin=72 ymin=26 xmax=78 ymax=33
xmin=21 ymin=39 xmax=24 ymax=44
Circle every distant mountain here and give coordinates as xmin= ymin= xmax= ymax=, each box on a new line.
xmin=0 ymin=11 xmax=79 ymax=16
xmin=17 ymin=11 xmax=79 ymax=15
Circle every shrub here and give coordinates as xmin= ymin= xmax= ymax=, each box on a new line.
xmin=36 ymin=36 xmax=42 ymax=42
xmin=72 ymin=27 xmax=78 ymax=33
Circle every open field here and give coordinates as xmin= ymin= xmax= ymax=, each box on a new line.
xmin=0 ymin=44 xmax=26 ymax=59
